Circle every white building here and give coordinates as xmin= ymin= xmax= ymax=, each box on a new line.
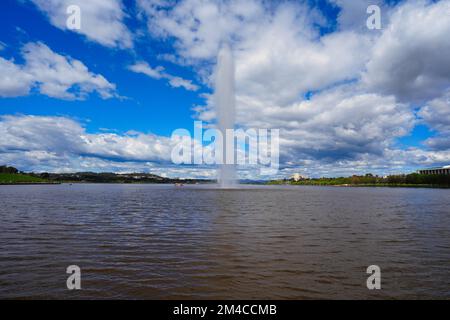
xmin=292 ymin=173 xmax=307 ymax=181
xmin=418 ymin=165 xmax=450 ymax=175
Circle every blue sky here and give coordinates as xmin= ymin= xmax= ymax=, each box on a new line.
xmin=0 ymin=0 xmax=206 ymax=136
xmin=1 ymin=0 xmax=449 ymax=178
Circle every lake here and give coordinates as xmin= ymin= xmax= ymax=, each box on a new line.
xmin=0 ymin=184 xmax=449 ymax=299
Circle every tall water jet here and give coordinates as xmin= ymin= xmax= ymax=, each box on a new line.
xmin=215 ymin=44 xmax=237 ymax=188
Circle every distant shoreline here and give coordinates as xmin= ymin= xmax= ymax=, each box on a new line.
xmin=0 ymin=170 xmax=213 ymax=185
xmin=1 ymin=167 xmax=449 ymax=189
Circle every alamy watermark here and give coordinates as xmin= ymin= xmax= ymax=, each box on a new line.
xmin=66 ymin=265 xmax=81 ymax=290
xmin=171 ymin=121 xmax=280 ymax=175
xmin=366 ymin=265 xmax=381 ymax=290
xmin=367 ymin=5 xmax=382 ymax=30
xmin=66 ymin=5 xmax=81 ymax=30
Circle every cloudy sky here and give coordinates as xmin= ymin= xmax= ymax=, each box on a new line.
xmin=1 ymin=0 xmax=449 ymax=179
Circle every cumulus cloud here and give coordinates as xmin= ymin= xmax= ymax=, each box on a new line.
xmin=277 ymin=147 xmax=450 ymax=178
xmin=3 ymin=0 xmax=450 ymax=177
xmin=142 ymin=0 xmax=450 ymax=107
xmin=139 ymin=0 xmax=371 ymax=103
xmin=0 ymin=115 xmax=216 ymax=177
xmin=30 ymin=0 xmax=132 ymax=48
xmin=419 ymin=91 xmax=450 ymax=133
xmin=0 ymin=58 xmax=33 ymax=97
xmin=363 ymin=0 xmax=450 ymax=102
xmin=137 ymin=0 xmax=270 ymax=60
xmin=224 ymin=83 xmax=415 ymax=165
xmin=128 ymin=62 xmax=164 ymax=79
xmin=128 ymin=61 xmax=199 ymax=91
xmin=234 ymin=30 xmax=370 ymax=107
xmin=195 ymin=81 xmax=432 ymax=174
xmin=419 ymin=91 xmax=450 ymax=150
xmin=275 ymin=89 xmax=414 ymax=161
xmin=137 ymin=0 xmax=375 ymax=112
xmin=0 ymin=42 xmax=116 ymax=99
xmin=0 ymin=113 xmax=448 ymax=178
xmin=0 ymin=115 xmax=173 ymax=162
xmin=134 ymin=0 xmax=450 ymax=176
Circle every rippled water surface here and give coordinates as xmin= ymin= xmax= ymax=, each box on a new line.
xmin=1 ymin=184 xmax=449 ymax=299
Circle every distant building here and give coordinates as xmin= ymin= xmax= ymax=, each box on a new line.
xmin=418 ymin=165 xmax=450 ymax=175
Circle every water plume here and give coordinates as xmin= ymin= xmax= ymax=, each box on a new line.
xmin=215 ymin=44 xmax=237 ymax=188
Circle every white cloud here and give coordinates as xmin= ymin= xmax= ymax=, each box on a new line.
xmin=3 ymin=0 xmax=450 ymax=177
xmin=234 ymin=29 xmax=370 ymax=107
xmin=424 ymin=136 xmax=450 ymax=151
xmin=194 ymin=81 xmax=425 ymax=172
xmin=280 ymin=147 xmax=450 ymax=178
xmin=0 ymin=115 xmax=172 ymax=162
xmin=128 ymin=61 xmax=199 ymax=91
xmin=0 ymin=58 xmax=33 ymax=97
xmin=0 ymin=42 xmax=116 ymax=99
xmin=419 ymin=91 xmax=450 ymax=150
xmin=139 ymin=0 xmax=372 ymax=103
xmin=0 ymin=115 xmax=219 ymax=178
xmin=140 ymin=0 xmax=450 ymax=107
xmin=134 ymin=0 xmax=450 ymax=177
xmin=167 ymin=76 xmax=199 ymax=91
xmin=128 ymin=62 xmax=164 ymax=79
xmin=419 ymin=91 xmax=450 ymax=133
xmin=243 ymin=84 xmax=415 ymax=162
xmin=143 ymin=0 xmax=415 ymax=165
xmin=1 ymin=113 xmax=449 ymax=178
xmin=30 ymin=0 xmax=132 ymax=48
xmin=138 ymin=0 xmax=268 ymax=60
xmin=363 ymin=0 xmax=450 ymax=102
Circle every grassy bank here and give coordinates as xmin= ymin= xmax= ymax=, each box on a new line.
xmin=0 ymin=173 xmax=50 ymax=184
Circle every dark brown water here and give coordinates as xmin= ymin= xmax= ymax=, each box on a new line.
xmin=0 ymin=184 xmax=449 ymax=299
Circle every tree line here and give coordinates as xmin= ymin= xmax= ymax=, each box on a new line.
xmin=0 ymin=166 xmax=19 ymax=174
xmin=272 ymin=173 xmax=450 ymax=187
